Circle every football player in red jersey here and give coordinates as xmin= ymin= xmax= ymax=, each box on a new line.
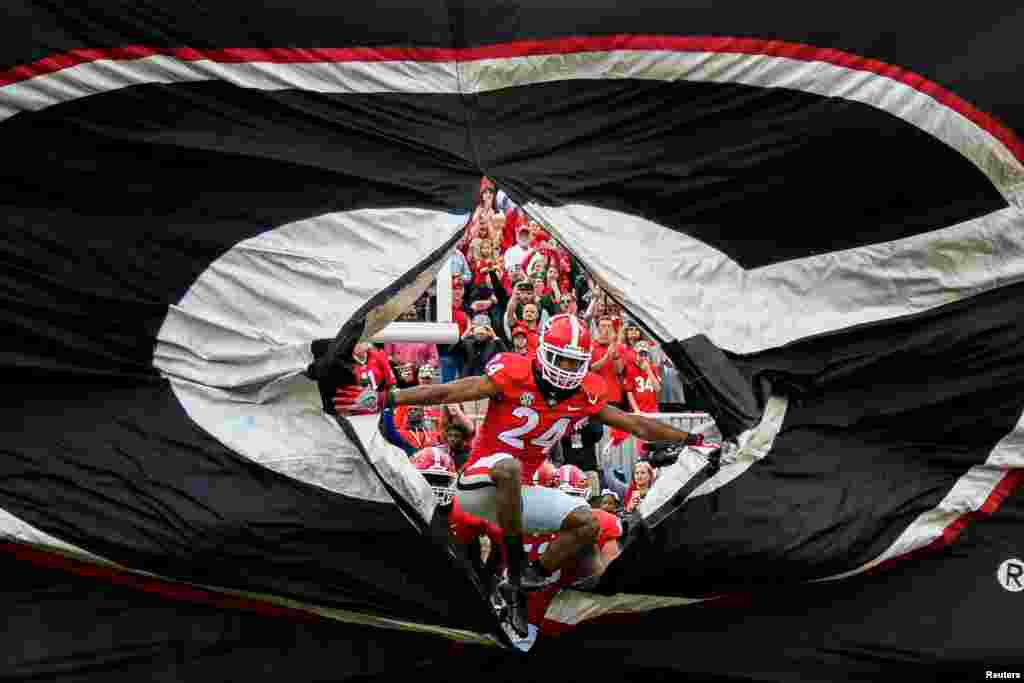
xmin=335 ymin=313 xmax=697 ymax=636
xmin=412 ymin=448 xmax=505 ymax=592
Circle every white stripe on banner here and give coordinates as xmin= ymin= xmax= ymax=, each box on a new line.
xmin=154 ymin=208 xmax=466 ymax=513
xmin=459 ymin=50 xmax=1023 ymax=201
xmin=2 ymin=48 xmax=1020 ymax=199
xmin=526 ymin=203 xmax=1024 ymax=353
xmin=543 ymin=589 xmax=709 ymax=627
xmin=0 ymin=56 xmax=460 ymax=121
xmin=638 ymin=395 xmax=788 ymax=517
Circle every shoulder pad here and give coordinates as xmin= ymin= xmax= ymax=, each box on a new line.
xmin=484 ymin=352 xmax=533 ymax=390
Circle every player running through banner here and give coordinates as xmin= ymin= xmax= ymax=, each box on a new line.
xmin=334 ymin=313 xmax=699 ymax=636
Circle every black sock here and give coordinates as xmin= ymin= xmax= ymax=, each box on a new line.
xmin=504 ymin=534 xmax=524 ymax=587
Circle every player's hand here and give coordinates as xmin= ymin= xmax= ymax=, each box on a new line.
xmin=333 ymin=384 xmax=384 ymax=416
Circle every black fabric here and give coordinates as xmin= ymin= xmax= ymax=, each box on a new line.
xmin=5 ymin=0 xmax=1022 ymax=134
xmin=0 ymin=550 xmax=475 ymax=683
xmin=528 ymin=486 xmax=1024 ymax=682
xmin=2 ymin=2 xmax=1023 ymax=677
xmin=0 ymin=381 xmax=494 ymax=633
xmin=606 ymin=278 xmax=1024 ymax=598
xmin=0 ymin=78 xmax=493 ymax=635
xmin=663 ymin=335 xmax=762 ymax=440
xmin=477 ymin=77 xmax=1005 ymax=268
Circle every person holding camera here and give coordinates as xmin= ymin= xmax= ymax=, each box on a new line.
xmin=459 ymin=314 xmax=508 ymax=378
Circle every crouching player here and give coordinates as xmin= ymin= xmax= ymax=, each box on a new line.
xmin=335 ymin=314 xmax=698 ymax=636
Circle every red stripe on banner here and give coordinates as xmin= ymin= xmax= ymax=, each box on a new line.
xmin=0 ymin=37 xmax=1020 ymax=163
xmin=0 ymin=541 xmax=328 ymax=625
xmin=872 ymin=467 xmax=1024 ymax=574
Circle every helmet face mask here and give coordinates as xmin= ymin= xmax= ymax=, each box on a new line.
xmin=423 ymin=472 xmax=456 ymax=505
xmin=538 ymin=314 xmax=591 ymax=390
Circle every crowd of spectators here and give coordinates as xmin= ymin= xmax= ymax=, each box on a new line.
xmin=353 ymin=177 xmax=688 ymax=514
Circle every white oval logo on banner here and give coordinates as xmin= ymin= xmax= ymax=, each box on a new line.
xmin=997 ymin=558 xmax=1024 ymax=592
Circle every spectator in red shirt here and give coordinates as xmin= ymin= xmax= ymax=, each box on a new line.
xmin=624 ymin=341 xmax=662 ymax=414
xmin=510 ymin=321 xmax=537 ymax=359
xmin=503 ymin=223 xmax=533 ymax=277
xmin=352 ymin=342 xmax=396 ymax=392
xmin=590 ymin=316 xmax=627 ymax=410
xmin=395 ymin=364 xmax=444 ymax=438
xmin=438 ymin=276 xmax=468 ymax=383
xmin=470 ymin=237 xmax=503 ymax=287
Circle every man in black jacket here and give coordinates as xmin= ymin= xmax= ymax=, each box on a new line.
xmin=458 ymin=314 xmax=508 ymax=377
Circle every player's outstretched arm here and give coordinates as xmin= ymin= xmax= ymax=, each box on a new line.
xmin=392 ymin=374 xmax=499 ymax=408
xmin=594 ymin=404 xmax=690 ymax=442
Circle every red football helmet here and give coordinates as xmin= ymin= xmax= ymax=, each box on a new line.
xmin=538 ymin=313 xmax=591 ymax=389
xmin=532 ymin=460 xmax=560 ymax=488
xmin=412 ymin=448 xmax=456 ymax=506
xmin=557 ymin=464 xmax=589 ymax=497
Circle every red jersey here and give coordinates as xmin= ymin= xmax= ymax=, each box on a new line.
xmin=591 ymin=342 xmax=625 ymax=404
xmin=624 ymin=363 xmax=659 ymax=413
xmin=393 ymin=405 xmax=443 ymax=431
xmin=354 ymin=351 xmax=394 ymax=392
xmin=399 ymin=428 xmax=442 ymax=450
xmin=592 ymin=509 xmax=623 ymax=550
xmin=464 ymin=353 xmax=607 ymax=483
xmin=449 ymin=498 xmax=504 ymax=551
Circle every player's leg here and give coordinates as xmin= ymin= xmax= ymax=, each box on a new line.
xmin=489 ymin=458 xmax=528 ymax=596
xmin=518 ymin=486 xmax=599 ymax=588
xmin=455 ymin=455 xmax=530 ymax=638
xmin=537 ymin=505 xmax=600 ymax=577
xmin=489 ymin=457 xmax=524 ymax=535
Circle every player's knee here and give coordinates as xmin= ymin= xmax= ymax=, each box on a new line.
xmin=490 ymin=458 xmax=521 ymax=485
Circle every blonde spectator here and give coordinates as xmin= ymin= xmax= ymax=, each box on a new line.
xmin=466 ymin=236 xmax=483 ymax=265
xmin=624 ymin=461 xmax=657 ymax=513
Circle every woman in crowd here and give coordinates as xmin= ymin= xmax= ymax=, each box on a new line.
xmin=624 ymin=460 xmax=657 ymax=513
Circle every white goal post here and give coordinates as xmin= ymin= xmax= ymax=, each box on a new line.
xmin=370 ymin=258 xmax=460 ymax=344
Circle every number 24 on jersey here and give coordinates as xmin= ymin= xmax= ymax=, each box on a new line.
xmin=497 ymin=406 xmax=585 ymax=452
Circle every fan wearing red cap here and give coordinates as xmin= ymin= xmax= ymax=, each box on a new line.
xmin=333 ymin=313 xmax=700 ymax=638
